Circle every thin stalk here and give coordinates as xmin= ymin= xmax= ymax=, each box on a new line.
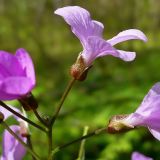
xmin=51 ymin=127 xmax=106 ymax=157
xmin=33 ymin=109 xmax=47 ymax=126
xmin=27 ymin=135 xmax=36 ymax=160
xmin=1 ymin=121 xmax=41 ymax=160
xmin=77 ymin=126 xmax=89 ymax=160
xmin=47 ymin=126 xmax=53 ymax=160
xmin=59 ymin=128 xmax=106 ymax=150
xmin=0 ymin=101 xmax=47 ymax=133
xmin=50 ymin=78 xmax=76 ymax=125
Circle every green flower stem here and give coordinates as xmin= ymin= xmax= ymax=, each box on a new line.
xmin=1 ymin=121 xmax=41 ymax=160
xmin=51 ymin=127 xmax=106 ymax=157
xmin=27 ymin=135 xmax=36 ymax=160
xmin=77 ymin=126 xmax=89 ymax=160
xmin=50 ymin=78 xmax=76 ymax=126
xmin=47 ymin=126 xmax=53 ymax=160
xmin=0 ymin=101 xmax=47 ymax=133
xmin=48 ymin=78 xmax=76 ymax=159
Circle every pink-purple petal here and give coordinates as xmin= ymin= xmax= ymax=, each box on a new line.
xmin=116 ymin=50 xmax=136 ymax=61
xmin=54 ymin=6 xmax=104 ymax=46
xmin=0 ymin=91 xmax=21 ymax=101
xmin=107 ymin=29 xmax=148 ymax=46
xmin=136 ymin=83 xmax=160 ymax=115
xmin=15 ymin=48 xmax=36 ymax=85
xmin=91 ymin=20 xmax=104 ymax=37
xmin=148 ymin=128 xmax=160 ymax=141
xmin=0 ymin=51 xmax=24 ymax=77
xmin=0 ymin=77 xmax=33 ymax=99
xmin=82 ymin=36 xmax=117 ymax=65
xmin=13 ymin=138 xmax=26 ymax=160
xmin=132 ymin=152 xmax=153 ymax=160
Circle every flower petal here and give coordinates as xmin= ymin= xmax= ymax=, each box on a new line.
xmin=0 ymin=51 xmax=24 ymax=77
xmin=82 ymin=36 xmax=135 ymax=66
xmin=116 ymin=50 xmax=136 ymax=61
xmin=54 ymin=6 xmax=104 ymax=45
xmin=15 ymin=48 xmax=36 ymax=85
xmin=126 ymin=96 xmax=160 ymax=128
xmin=0 ymin=77 xmax=33 ymax=100
xmin=107 ymin=29 xmax=148 ymax=46
xmin=0 ymin=91 xmax=21 ymax=101
xmin=136 ymin=83 xmax=160 ymax=115
xmin=131 ymin=152 xmax=153 ymax=160
xmin=82 ymin=36 xmax=116 ymax=65
xmin=13 ymin=138 xmax=26 ymax=160
xmin=149 ymin=128 xmax=160 ymax=141
xmin=1 ymin=125 xmax=26 ymax=160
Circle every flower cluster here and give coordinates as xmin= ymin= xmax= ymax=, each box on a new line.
xmin=0 ymin=4 xmax=159 ymax=160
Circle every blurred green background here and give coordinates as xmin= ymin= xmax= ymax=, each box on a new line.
xmin=0 ymin=0 xmax=160 ymax=159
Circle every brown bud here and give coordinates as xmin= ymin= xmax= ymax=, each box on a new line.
xmin=0 ymin=112 xmax=4 ymax=123
xmin=70 ymin=54 xmax=91 ymax=81
xmin=18 ymin=92 xmax=38 ymax=111
xmin=107 ymin=114 xmax=134 ymax=134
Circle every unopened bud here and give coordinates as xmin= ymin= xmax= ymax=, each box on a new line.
xmin=0 ymin=112 xmax=4 ymax=123
xmin=18 ymin=92 xmax=38 ymax=111
xmin=70 ymin=54 xmax=91 ymax=81
xmin=107 ymin=114 xmax=134 ymax=134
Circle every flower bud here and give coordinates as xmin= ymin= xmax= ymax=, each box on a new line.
xmin=70 ymin=54 xmax=91 ymax=81
xmin=18 ymin=92 xmax=38 ymax=111
xmin=19 ymin=109 xmax=29 ymax=137
xmin=107 ymin=114 xmax=134 ymax=134
xmin=19 ymin=121 xmax=29 ymax=137
xmin=0 ymin=112 xmax=4 ymax=123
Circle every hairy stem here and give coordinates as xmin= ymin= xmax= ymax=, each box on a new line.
xmin=0 ymin=101 xmax=47 ymax=133
xmin=1 ymin=121 xmax=41 ymax=160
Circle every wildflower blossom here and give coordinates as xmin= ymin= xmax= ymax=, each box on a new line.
xmin=131 ymin=152 xmax=153 ymax=160
xmin=54 ymin=6 xmax=147 ymax=80
xmin=0 ymin=48 xmax=35 ymax=100
xmin=107 ymin=83 xmax=160 ymax=141
xmin=0 ymin=106 xmax=27 ymax=160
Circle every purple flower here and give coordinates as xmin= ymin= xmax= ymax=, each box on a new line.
xmin=0 ymin=48 xmax=36 ymax=100
xmin=122 ymin=83 xmax=160 ymax=140
xmin=108 ymin=83 xmax=160 ymax=140
xmin=0 ymin=106 xmax=27 ymax=160
xmin=54 ymin=6 xmax=147 ymax=68
xmin=131 ymin=152 xmax=153 ymax=160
